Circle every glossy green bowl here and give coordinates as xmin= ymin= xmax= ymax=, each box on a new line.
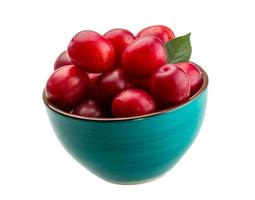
xmin=43 ymin=65 xmax=208 ymax=184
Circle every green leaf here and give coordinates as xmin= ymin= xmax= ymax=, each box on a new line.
xmin=165 ymin=33 xmax=192 ymax=64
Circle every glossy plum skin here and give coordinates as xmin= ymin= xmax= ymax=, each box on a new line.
xmin=112 ymin=89 xmax=157 ymax=117
xmin=121 ymin=36 xmax=167 ymax=78
xmin=150 ymin=64 xmax=190 ymax=105
xmin=176 ymin=62 xmax=203 ymax=94
xmin=87 ymin=73 xmax=101 ymax=97
xmin=137 ymin=25 xmax=175 ymax=43
xmin=67 ymin=30 xmax=115 ymax=73
xmin=72 ymin=100 xmax=106 ymax=118
xmin=104 ymin=28 xmax=135 ymax=66
xmin=88 ymin=73 xmax=101 ymax=87
xmin=45 ymin=65 xmax=89 ymax=111
xmin=94 ymin=69 xmax=132 ymax=106
xmin=54 ymin=51 xmax=72 ymax=70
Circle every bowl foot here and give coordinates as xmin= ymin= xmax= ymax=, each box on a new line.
xmin=102 ymin=173 xmax=166 ymax=185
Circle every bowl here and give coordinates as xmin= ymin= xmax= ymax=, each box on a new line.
xmin=43 ymin=64 xmax=208 ymax=184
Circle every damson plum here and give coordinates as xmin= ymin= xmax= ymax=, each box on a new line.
xmin=46 ymin=65 xmax=89 ymax=111
xmin=121 ymin=36 xmax=167 ymax=78
xmin=150 ymin=64 xmax=190 ymax=105
xmin=94 ymin=69 xmax=132 ymax=106
xmin=67 ymin=30 xmax=115 ymax=73
xmin=112 ymin=89 xmax=157 ymax=117
xmin=72 ymin=100 xmax=106 ymax=118
xmin=137 ymin=25 xmax=175 ymax=43
xmin=104 ymin=28 xmax=135 ymax=66
xmin=54 ymin=51 xmax=71 ymax=70
xmin=176 ymin=62 xmax=202 ymax=94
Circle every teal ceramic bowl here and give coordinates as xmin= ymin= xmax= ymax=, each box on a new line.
xmin=43 ymin=65 xmax=208 ymax=184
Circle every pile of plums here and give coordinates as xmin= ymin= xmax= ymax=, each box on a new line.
xmin=45 ymin=25 xmax=203 ymax=118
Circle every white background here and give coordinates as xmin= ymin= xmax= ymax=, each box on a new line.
xmin=0 ymin=0 xmax=254 ymax=199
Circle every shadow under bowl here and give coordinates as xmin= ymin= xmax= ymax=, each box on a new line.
xmin=43 ymin=64 xmax=208 ymax=184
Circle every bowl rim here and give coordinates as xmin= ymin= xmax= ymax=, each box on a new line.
xmin=43 ymin=62 xmax=208 ymax=122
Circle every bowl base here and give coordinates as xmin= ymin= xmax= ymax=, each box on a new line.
xmin=103 ymin=173 xmax=166 ymax=185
